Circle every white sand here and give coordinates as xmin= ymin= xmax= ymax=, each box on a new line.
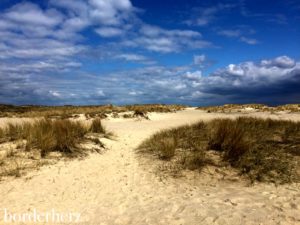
xmin=0 ymin=108 xmax=299 ymax=225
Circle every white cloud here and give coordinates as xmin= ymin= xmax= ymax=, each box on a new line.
xmin=115 ymin=53 xmax=146 ymax=61
xmin=4 ymin=2 xmax=64 ymax=27
xmin=217 ymin=29 xmax=241 ymax=37
xmin=95 ymin=27 xmax=124 ymax=37
xmin=184 ymin=71 xmax=202 ymax=80
xmin=129 ymin=91 xmax=143 ymax=96
xmin=226 ymin=64 xmax=245 ymax=76
xmin=89 ymin=0 xmax=133 ymax=25
xmin=240 ymin=36 xmax=258 ymax=45
xmin=49 ymin=0 xmax=89 ymax=16
xmin=261 ymin=56 xmax=296 ymax=68
xmin=217 ymin=28 xmax=258 ymax=45
xmin=185 ymin=4 xmax=234 ymax=26
xmin=194 ymin=54 xmax=206 ymax=65
xmin=49 ymin=90 xmax=61 ymax=97
xmin=96 ymin=89 xmax=105 ymax=97
xmin=123 ymin=24 xmax=210 ymax=53
xmin=140 ymin=25 xmax=201 ymax=38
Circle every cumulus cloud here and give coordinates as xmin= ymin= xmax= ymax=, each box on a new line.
xmin=261 ymin=56 xmax=296 ymax=68
xmin=186 ymin=56 xmax=300 ymax=104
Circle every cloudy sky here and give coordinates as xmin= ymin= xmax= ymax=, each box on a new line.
xmin=0 ymin=0 xmax=299 ymax=106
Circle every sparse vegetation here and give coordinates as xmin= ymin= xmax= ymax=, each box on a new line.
xmin=0 ymin=118 xmax=109 ymax=179
xmin=138 ymin=117 xmax=300 ymax=184
xmin=0 ymin=104 xmax=186 ymax=118
xmin=197 ymin=104 xmax=300 ymax=113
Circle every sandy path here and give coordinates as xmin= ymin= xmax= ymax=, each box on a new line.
xmin=0 ymin=109 xmax=299 ymax=225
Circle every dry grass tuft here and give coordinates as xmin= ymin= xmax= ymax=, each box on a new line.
xmin=0 ymin=127 xmax=5 ymax=142
xmin=208 ymin=119 xmax=249 ymax=164
xmin=25 ymin=119 xmax=89 ymax=157
xmin=90 ymin=118 xmax=106 ymax=133
xmin=133 ymin=110 xmax=149 ymax=119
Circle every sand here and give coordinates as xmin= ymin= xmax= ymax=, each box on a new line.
xmin=0 ymin=108 xmax=300 ymax=225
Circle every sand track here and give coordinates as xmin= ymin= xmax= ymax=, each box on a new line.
xmin=0 ymin=109 xmax=300 ymax=225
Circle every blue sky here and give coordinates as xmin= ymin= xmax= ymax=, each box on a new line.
xmin=0 ymin=0 xmax=299 ymax=106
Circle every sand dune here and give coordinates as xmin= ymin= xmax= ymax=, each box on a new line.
xmin=0 ymin=108 xmax=299 ymax=225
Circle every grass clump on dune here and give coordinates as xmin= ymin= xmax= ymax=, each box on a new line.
xmin=1 ymin=118 xmax=108 ymax=158
xmin=27 ymin=119 xmax=89 ymax=157
xmin=89 ymin=118 xmax=106 ymax=133
xmin=0 ymin=118 xmax=109 ymax=179
xmin=138 ymin=122 xmax=210 ymax=171
xmin=138 ymin=117 xmax=300 ymax=184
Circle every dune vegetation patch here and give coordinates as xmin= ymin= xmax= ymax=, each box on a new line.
xmin=197 ymin=104 xmax=300 ymax=113
xmin=0 ymin=118 xmax=110 ymax=179
xmin=138 ymin=117 xmax=300 ymax=184
xmin=0 ymin=104 xmax=185 ymax=118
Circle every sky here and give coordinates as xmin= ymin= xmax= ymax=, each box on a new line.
xmin=0 ymin=0 xmax=299 ymax=106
